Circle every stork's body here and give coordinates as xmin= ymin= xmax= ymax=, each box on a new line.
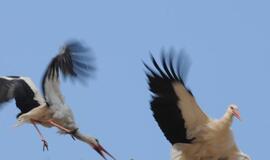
xmin=144 ymin=51 xmax=250 ymax=160
xmin=172 ymin=117 xmax=242 ymax=160
xmin=0 ymin=42 xmax=115 ymax=160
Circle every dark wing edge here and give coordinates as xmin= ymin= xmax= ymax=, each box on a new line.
xmin=42 ymin=41 xmax=95 ymax=95
xmin=0 ymin=77 xmax=17 ymax=104
xmin=144 ymin=50 xmax=195 ymax=144
xmin=0 ymin=77 xmax=42 ymax=118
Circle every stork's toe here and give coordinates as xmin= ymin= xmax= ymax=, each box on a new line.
xmin=42 ymin=139 xmax=49 ymax=151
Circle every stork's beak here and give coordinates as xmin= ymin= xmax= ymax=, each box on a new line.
xmin=92 ymin=142 xmax=116 ymax=160
xmin=232 ymin=109 xmax=241 ymax=121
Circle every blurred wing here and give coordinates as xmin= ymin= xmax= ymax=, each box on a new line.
xmin=42 ymin=41 xmax=95 ymax=106
xmin=0 ymin=77 xmax=17 ymax=103
xmin=0 ymin=76 xmax=45 ymax=117
xmin=144 ymin=51 xmax=209 ymax=145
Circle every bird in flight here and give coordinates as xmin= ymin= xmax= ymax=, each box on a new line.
xmin=144 ymin=50 xmax=250 ymax=160
xmin=0 ymin=41 xmax=116 ymax=160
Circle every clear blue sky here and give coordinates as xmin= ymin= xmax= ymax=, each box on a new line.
xmin=0 ymin=0 xmax=268 ymax=159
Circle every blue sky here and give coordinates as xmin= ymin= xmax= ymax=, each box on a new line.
xmin=0 ymin=0 xmax=268 ymax=159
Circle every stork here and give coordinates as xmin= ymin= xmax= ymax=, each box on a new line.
xmin=144 ymin=51 xmax=250 ymax=160
xmin=0 ymin=42 xmax=116 ymax=160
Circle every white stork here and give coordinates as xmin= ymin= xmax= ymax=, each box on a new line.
xmin=144 ymin=51 xmax=250 ymax=160
xmin=0 ymin=42 xmax=116 ymax=160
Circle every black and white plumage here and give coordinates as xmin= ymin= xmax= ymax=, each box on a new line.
xmin=0 ymin=76 xmax=45 ymax=118
xmin=144 ymin=51 xmax=250 ymax=160
xmin=0 ymin=42 xmax=115 ymax=160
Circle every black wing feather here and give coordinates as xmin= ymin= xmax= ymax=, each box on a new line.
xmin=0 ymin=78 xmax=17 ymax=103
xmin=150 ymin=54 xmax=167 ymax=78
xmin=145 ymin=50 xmax=195 ymax=145
xmin=42 ymin=41 xmax=95 ymax=95
xmin=168 ymin=53 xmax=179 ymax=80
xmin=0 ymin=77 xmax=41 ymax=118
xmin=161 ymin=53 xmax=174 ymax=79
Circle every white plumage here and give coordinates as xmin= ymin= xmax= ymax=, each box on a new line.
xmin=144 ymin=51 xmax=250 ymax=160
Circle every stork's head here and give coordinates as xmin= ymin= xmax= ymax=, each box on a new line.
xmin=228 ymin=104 xmax=241 ymax=120
xmin=73 ymin=130 xmax=116 ymax=160
xmin=88 ymin=137 xmax=116 ymax=160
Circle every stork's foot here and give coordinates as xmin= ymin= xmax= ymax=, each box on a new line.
xmin=42 ymin=139 xmax=49 ymax=151
xmin=70 ymin=135 xmax=76 ymax=141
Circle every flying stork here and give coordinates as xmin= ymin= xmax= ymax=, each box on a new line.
xmin=0 ymin=42 xmax=116 ymax=160
xmin=144 ymin=51 xmax=250 ymax=160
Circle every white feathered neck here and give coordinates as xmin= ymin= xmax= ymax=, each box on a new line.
xmin=218 ymin=107 xmax=234 ymax=130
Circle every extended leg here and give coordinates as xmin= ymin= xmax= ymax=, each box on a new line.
xmin=31 ymin=119 xmax=48 ymax=151
xmin=47 ymin=119 xmax=77 ymax=140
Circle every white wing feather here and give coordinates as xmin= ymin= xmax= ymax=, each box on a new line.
xmin=172 ymin=82 xmax=209 ymax=139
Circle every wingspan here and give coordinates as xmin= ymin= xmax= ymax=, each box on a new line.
xmin=145 ymin=50 xmax=209 ymax=145
xmin=42 ymin=41 xmax=95 ymax=106
xmin=0 ymin=76 xmax=45 ymax=118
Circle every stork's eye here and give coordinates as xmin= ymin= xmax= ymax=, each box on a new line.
xmin=230 ymin=106 xmax=233 ymax=110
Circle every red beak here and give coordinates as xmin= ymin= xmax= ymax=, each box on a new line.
xmin=93 ymin=143 xmax=116 ymax=160
xmin=232 ymin=109 xmax=241 ymax=120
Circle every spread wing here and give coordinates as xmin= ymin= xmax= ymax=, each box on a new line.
xmin=0 ymin=76 xmax=45 ymax=117
xmin=42 ymin=41 xmax=95 ymax=107
xmin=144 ymin=51 xmax=209 ymax=145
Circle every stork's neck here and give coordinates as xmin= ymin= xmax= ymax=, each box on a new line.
xmin=73 ymin=130 xmax=96 ymax=147
xmin=219 ymin=110 xmax=234 ymax=129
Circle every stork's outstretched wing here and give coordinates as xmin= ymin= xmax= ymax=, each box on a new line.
xmin=42 ymin=41 xmax=95 ymax=106
xmin=0 ymin=76 xmax=45 ymax=117
xmin=144 ymin=51 xmax=209 ymax=145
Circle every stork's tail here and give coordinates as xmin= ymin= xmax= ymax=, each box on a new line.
xmin=13 ymin=105 xmax=50 ymax=128
xmin=73 ymin=130 xmax=116 ymax=160
xmin=13 ymin=113 xmax=30 ymax=127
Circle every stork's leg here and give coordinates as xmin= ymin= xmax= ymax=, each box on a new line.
xmin=30 ymin=119 xmax=48 ymax=151
xmin=46 ymin=119 xmax=77 ymax=140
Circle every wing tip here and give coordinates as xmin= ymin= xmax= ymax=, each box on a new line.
xmin=144 ymin=48 xmax=191 ymax=85
xmin=45 ymin=41 xmax=95 ymax=80
xmin=62 ymin=40 xmax=90 ymax=54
